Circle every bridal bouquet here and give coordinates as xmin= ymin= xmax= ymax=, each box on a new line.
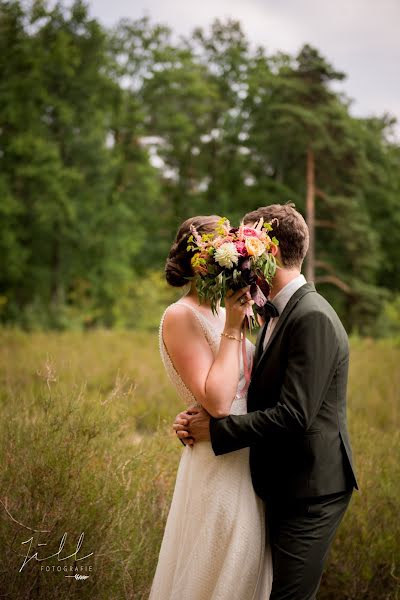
xmin=187 ymin=217 xmax=279 ymax=328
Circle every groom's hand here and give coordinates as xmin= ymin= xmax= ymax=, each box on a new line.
xmin=173 ymin=406 xmax=211 ymax=445
xmin=187 ymin=407 xmax=211 ymax=442
xmin=173 ymin=408 xmax=196 ymax=447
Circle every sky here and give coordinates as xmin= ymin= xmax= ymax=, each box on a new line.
xmin=86 ymin=0 xmax=400 ymax=137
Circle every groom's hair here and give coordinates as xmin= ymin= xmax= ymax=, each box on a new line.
xmin=244 ymin=203 xmax=309 ymax=268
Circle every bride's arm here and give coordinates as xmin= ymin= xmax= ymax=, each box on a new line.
xmin=163 ymin=287 xmax=252 ymax=419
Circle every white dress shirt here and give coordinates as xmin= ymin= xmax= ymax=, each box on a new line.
xmin=263 ymin=274 xmax=307 ymax=350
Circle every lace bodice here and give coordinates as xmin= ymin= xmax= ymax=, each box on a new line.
xmin=159 ymin=300 xmax=255 ymax=414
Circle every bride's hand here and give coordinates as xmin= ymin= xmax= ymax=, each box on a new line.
xmin=224 ymin=286 xmax=254 ymax=335
xmin=173 ymin=406 xmax=211 ymax=445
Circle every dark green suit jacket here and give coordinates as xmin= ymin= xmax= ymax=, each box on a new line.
xmin=209 ymin=282 xmax=358 ymax=500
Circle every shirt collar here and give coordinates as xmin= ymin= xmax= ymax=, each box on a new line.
xmin=270 ymin=274 xmax=307 ymax=315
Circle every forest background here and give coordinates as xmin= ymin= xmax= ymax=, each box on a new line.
xmin=1 ymin=0 xmax=400 ymax=335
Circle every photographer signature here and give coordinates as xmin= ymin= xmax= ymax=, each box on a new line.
xmin=19 ymin=532 xmax=93 ymax=572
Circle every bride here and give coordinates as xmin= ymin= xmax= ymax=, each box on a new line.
xmin=148 ymin=215 xmax=272 ymax=600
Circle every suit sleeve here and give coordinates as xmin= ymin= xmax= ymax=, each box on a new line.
xmin=209 ymin=311 xmax=340 ymax=456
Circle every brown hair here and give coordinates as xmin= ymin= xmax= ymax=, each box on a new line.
xmin=244 ymin=203 xmax=309 ymax=268
xmin=165 ymin=215 xmax=221 ymax=287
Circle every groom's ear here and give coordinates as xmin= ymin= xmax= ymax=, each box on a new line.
xmin=270 ymin=243 xmax=279 ymax=257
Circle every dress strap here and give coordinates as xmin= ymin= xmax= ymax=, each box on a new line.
xmin=176 ymin=300 xmax=225 ymax=318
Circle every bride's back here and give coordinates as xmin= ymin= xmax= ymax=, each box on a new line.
xmin=159 ymin=300 xmax=222 ymax=408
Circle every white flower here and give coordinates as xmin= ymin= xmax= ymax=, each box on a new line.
xmin=214 ymin=242 xmax=239 ymax=268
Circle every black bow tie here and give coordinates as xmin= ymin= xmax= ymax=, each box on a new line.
xmin=256 ymin=300 xmax=279 ymax=320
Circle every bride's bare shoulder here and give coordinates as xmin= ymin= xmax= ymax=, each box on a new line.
xmin=162 ymin=303 xmax=202 ymax=336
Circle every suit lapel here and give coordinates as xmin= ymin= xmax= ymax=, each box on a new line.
xmin=253 ymin=320 xmax=269 ymax=368
xmin=253 ymin=282 xmax=316 ymax=374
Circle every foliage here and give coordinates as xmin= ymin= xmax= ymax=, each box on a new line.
xmin=0 ymin=2 xmax=399 ymax=335
xmin=189 ymin=218 xmax=277 ymax=318
xmin=0 ymin=330 xmax=398 ymax=598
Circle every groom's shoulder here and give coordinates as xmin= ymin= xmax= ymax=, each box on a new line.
xmin=294 ymin=285 xmax=348 ymax=337
xmin=295 ymin=285 xmax=334 ymax=316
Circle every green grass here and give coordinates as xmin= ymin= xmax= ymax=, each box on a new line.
xmin=0 ymin=329 xmax=399 ymax=599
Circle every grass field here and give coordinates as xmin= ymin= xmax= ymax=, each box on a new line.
xmin=0 ymin=329 xmax=399 ymax=599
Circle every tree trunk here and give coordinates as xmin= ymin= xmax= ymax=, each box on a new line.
xmin=305 ymin=144 xmax=315 ymax=281
xmin=50 ymin=223 xmax=63 ymax=307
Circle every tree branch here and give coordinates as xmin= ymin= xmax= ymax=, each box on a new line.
xmin=315 ymin=275 xmax=352 ymax=295
xmin=315 ymin=219 xmax=338 ymax=229
xmin=315 ymin=260 xmax=340 ymax=275
xmin=315 ymin=187 xmax=328 ymax=200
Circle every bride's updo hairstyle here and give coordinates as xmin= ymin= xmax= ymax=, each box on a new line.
xmin=165 ymin=215 xmax=221 ymax=287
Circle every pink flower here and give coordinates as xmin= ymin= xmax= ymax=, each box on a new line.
xmin=235 ymin=240 xmax=248 ymax=256
xmin=243 ymin=227 xmax=258 ymax=238
xmin=256 ymin=229 xmax=268 ymax=242
xmin=213 ymin=235 xmax=228 ymax=248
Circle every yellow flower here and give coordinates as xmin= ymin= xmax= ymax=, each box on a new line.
xmin=245 ymin=237 xmax=266 ymax=257
xmin=191 ymin=252 xmax=208 ymax=275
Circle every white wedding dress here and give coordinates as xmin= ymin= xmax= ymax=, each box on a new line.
xmin=149 ymin=300 xmax=272 ymax=600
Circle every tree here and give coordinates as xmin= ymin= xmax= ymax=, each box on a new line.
xmin=0 ymin=1 xmax=157 ymax=326
xmin=1 ymin=7 xmax=398 ymax=333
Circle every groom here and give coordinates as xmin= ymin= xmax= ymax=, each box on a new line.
xmin=173 ymin=203 xmax=358 ymax=600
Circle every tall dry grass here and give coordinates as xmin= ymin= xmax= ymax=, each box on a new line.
xmin=0 ymin=329 xmax=398 ymax=599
